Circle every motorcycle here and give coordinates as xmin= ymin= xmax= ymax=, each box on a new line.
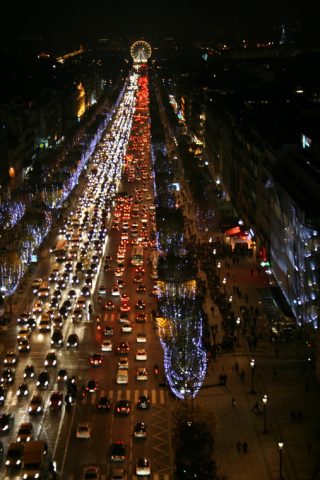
xmin=153 ymin=364 xmax=159 ymax=376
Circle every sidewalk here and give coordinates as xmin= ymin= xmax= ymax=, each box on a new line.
xmin=176 ymin=190 xmax=320 ymax=480
xmin=199 ymin=253 xmax=320 ymax=480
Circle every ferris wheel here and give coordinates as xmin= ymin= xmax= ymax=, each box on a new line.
xmin=130 ymin=40 xmax=152 ymax=63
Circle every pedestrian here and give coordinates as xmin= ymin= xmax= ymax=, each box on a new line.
xmin=242 ymin=441 xmax=248 ymax=453
xmin=236 ymin=441 xmax=242 ymax=453
xmin=231 ymin=397 xmax=236 ymax=408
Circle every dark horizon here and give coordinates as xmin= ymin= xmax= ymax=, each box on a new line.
xmin=1 ymin=0 xmax=319 ymax=48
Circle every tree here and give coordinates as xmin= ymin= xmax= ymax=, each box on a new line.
xmin=172 ymin=401 xmax=226 ymax=480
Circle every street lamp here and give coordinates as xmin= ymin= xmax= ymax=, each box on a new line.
xmin=222 ymin=277 xmax=227 ymax=294
xmin=250 ymin=358 xmax=256 ymax=394
xmin=217 ymin=261 xmax=221 ymax=278
xmin=262 ymin=394 xmax=268 ymax=433
xmin=236 ymin=317 xmax=241 ymax=346
xmin=278 ymin=440 xmax=284 ymax=479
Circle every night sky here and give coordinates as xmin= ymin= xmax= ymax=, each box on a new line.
xmin=1 ymin=0 xmax=318 ymax=45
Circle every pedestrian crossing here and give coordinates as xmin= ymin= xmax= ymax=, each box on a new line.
xmin=81 ymin=388 xmax=166 ymax=405
xmin=6 ymin=387 xmax=166 ymax=409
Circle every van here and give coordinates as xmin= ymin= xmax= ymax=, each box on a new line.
xmin=116 ymin=369 xmax=128 ymax=385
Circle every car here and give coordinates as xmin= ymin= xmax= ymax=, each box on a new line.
xmin=98 ymin=286 xmax=106 ymax=295
xmin=23 ymin=364 xmax=35 ymax=379
xmin=105 ymin=300 xmax=115 ymax=311
xmin=44 ymin=351 xmax=58 ymax=367
xmin=0 ymin=412 xmax=14 ymax=432
xmin=49 ymin=391 xmax=63 ymax=410
xmin=82 ymin=466 xmax=100 ymax=480
xmin=136 ymin=457 xmax=151 ymax=476
xmin=67 ymin=333 xmax=79 ymax=348
xmin=28 ymin=394 xmax=44 ymax=415
xmin=104 ymin=325 xmax=114 ymax=336
xmin=51 ymin=329 xmax=64 ymax=348
xmin=136 ymin=313 xmax=146 ymax=323
xmin=62 ymin=299 xmax=72 ymax=311
xmin=117 ymin=341 xmax=130 ymax=355
xmin=136 ymin=333 xmax=147 ymax=343
xmin=16 ymin=422 xmax=33 ymax=443
xmin=0 ymin=385 xmax=7 ymax=405
xmin=119 ymin=312 xmax=129 ymax=323
xmin=57 ymin=368 xmax=68 ymax=382
xmin=76 ymin=423 xmax=91 ymax=439
xmin=27 ymin=317 xmax=37 ymax=330
xmin=120 ymin=302 xmax=130 ymax=312
xmin=136 ymin=284 xmax=146 ymax=294
xmin=1 ymin=368 xmax=15 ymax=384
xmin=90 ymin=353 xmax=103 ymax=367
xmin=135 ymin=349 xmax=147 ymax=361
xmin=136 ymin=368 xmax=148 ymax=381
xmin=52 ymin=289 xmax=62 ymax=300
xmin=86 ymin=379 xmax=98 ymax=393
xmin=110 ymin=441 xmax=126 ymax=461
xmin=114 ymin=400 xmax=130 ymax=416
xmin=16 ymin=383 xmax=29 ymax=398
xmin=110 ymin=467 xmax=127 ymax=480
xmin=68 ymin=289 xmax=77 ymax=299
xmin=118 ymin=357 xmax=129 ymax=369
xmin=97 ymin=396 xmax=111 ymax=412
xmin=3 ymin=351 xmax=18 ymax=367
xmin=133 ymin=422 xmax=147 ymax=439
xmin=101 ymin=339 xmax=112 ymax=352
xmin=53 ymin=316 xmax=64 ymax=329
xmin=17 ymin=327 xmax=31 ymax=340
xmin=5 ymin=442 xmax=23 ymax=468
xmin=37 ymin=371 xmax=50 ymax=389
xmin=135 ymin=300 xmax=145 ymax=310
xmin=111 ymin=286 xmax=120 ymax=296
xmin=32 ymin=300 xmax=43 ymax=314
xmin=38 ymin=315 xmax=51 ymax=332
xmin=18 ymin=338 xmax=31 ymax=352
xmin=121 ymin=321 xmax=133 ymax=333
xmin=17 ymin=312 xmax=29 ymax=326
xmin=72 ymin=307 xmax=83 ymax=321
xmin=81 ymin=286 xmax=91 ymax=297
xmin=121 ymin=293 xmax=130 ymax=303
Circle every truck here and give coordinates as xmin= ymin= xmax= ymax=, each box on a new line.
xmin=22 ymin=440 xmax=46 ymax=479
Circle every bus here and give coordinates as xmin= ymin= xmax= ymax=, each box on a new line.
xmin=131 ymin=245 xmax=144 ymax=266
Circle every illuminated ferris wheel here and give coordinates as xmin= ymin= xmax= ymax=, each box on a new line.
xmin=130 ymin=40 xmax=152 ymax=63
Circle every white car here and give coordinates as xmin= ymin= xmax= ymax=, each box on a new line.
xmin=111 ymin=287 xmax=120 ymax=297
xmin=136 ymin=368 xmax=148 ymax=381
xmin=136 ymin=457 xmax=151 ymax=476
xmin=136 ymin=333 xmax=146 ymax=343
xmin=101 ymin=339 xmax=112 ymax=352
xmin=121 ymin=321 xmax=133 ymax=333
xmin=76 ymin=423 xmax=91 ymax=439
xmin=135 ymin=349 xmax=147 ymax=361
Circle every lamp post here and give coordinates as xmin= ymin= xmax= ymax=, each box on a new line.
xmin=222 ymin=277 xmax=227 ymax=294
xmin=278 ymin=440 xmax=284 ymax=479
xmin=236 ymin=317 xmax=241 ymax=346
xmin=250 ymin=358 xmax=256 ymax=394
xmin=262 ymin=394 xmax=268 ymax=433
